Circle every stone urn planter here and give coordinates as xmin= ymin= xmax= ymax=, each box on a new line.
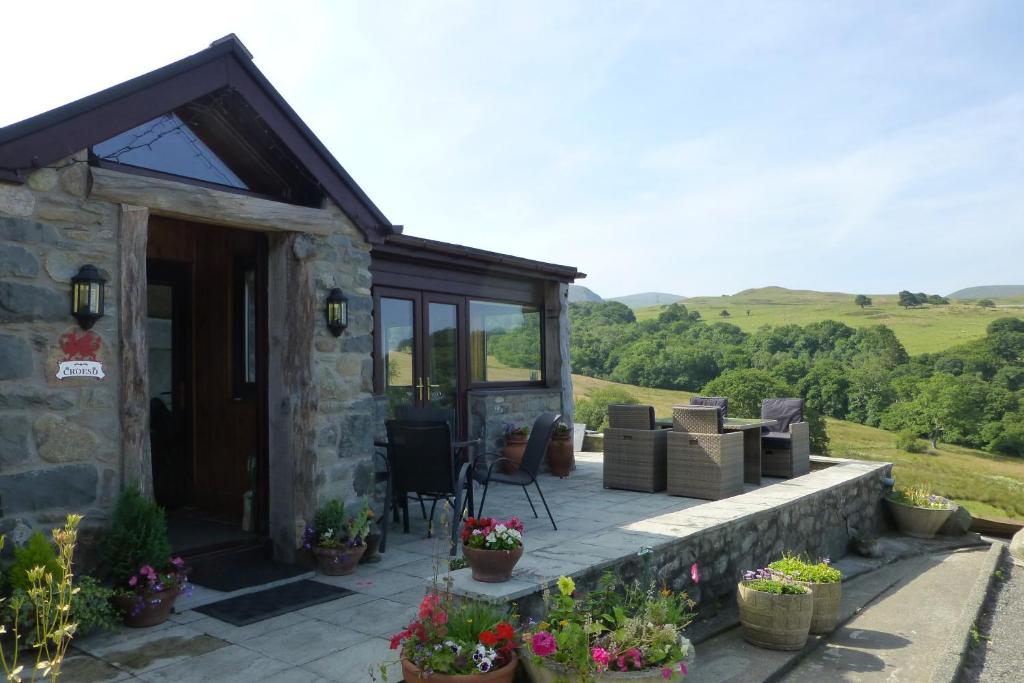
xmin=360 ymin=532 xmax=382 ymax=564
xmin=401 ymin=652 xmax=518 ymax=682
xmin=737 ymin=582 xmax=813 ymax=650
xmin=314 ymin=544 xmax=366 ymax=576
xmin=462 ymin=545 xmax=523 ymax=583
xmin=501 ymin=433 xmax=528 ymax=474
xmin=797 ymin=581 xmax=841 ymax=634
xmin=547 ymin=429 xmax=574 ymax=477
xmin=522 ymin=648 xmax=694 ymax=682
xmin=113 ymin=588 xmax=181 ymax=628
xmin=885 ymin=497 xmax=955 ymax=539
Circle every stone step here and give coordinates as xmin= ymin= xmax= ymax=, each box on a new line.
xmin=687 ymin=544 xmax=1002 ymax=683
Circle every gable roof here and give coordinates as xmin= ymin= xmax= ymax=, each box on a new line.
xmin=0 ymin=35 xmax=395 ymax=242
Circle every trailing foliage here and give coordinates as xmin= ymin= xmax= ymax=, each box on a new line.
xmin=101 ymin=488 xmax=173 ymax=586
xmin=767 ymin=555 xmax=842 ymax=584
xmin=70 ymin=576 xmax=118 ymax=636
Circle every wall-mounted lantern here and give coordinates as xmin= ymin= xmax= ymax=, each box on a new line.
xmin=326 ymin=288 xmax=348 ymax=337
xmin=71 ymin=264 xmax=106 ymax=330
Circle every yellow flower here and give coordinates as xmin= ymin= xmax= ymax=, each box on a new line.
xmin=660 ymin=586 xmax=672 ymax=598
xmin=559 ymin=620 xmax=568 ymax=627
xmin=538 ymin=621 xmax=550 ymax=630
xmin=557 ymin=576 xmax=575 ymax=596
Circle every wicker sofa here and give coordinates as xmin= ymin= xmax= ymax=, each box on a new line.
xmin=667 ymin=405 xmax=744 ymax=500
xmin=603 ymin=404 xmax=668 ymax=492
xmin=760 ymin=398 xmax=811 ymax=478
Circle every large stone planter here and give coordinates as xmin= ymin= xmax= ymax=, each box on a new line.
xmin=737 ymin=582 xmax=813 ymax=651
xmin=798 ymin=581 xmax=841 ymax=634
xmin=401 ymin=652 xmax=518 ymax=682
xmin=463 ymin=544 xmax=523 ymax=583
xmin=885 ymin=497 xmax=955 ymax=539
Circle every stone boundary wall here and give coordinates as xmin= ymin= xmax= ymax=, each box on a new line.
xmin=468 ymin=388 xmax=564 ymax=470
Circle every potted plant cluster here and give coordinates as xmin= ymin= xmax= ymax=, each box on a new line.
xmin=102 ymin=489 xmax=188 ymax=628
xmin=306 ymin=497 xmax=374 ymax=575
xmin=501 ymin=423 xmax=530 ymax=473
xmin=523 ymin=571 xmax=696 ymax=682
xmin=387 ymin=592 xmax=520 ymax=682
xmin=548 ymin=422 xmax=574 ymax=478
xmin=736 ymin=567 xmax=813 ymax=651
xmin=767 ymin=554 xmax=842 ymax=634
xmin=885 ymin=485 xmax=956 ymax=539
xmin=460 ymin=516 xmax=524 ymax=583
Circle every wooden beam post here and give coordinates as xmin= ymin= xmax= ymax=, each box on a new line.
xmin=118 ymin=204 xmax=153 ymax=497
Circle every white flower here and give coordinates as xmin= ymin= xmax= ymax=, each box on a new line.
xmin=495 ymin=524 xmax=507 ymax=533
xmin=486 ymin=532 xmax=497 ymax=544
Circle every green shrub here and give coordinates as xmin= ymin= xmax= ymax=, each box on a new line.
xmin=895 ymin=430 xmax=927 ymax=453
xmin=768 ymin=554 xmax=842 ymax=584
xmin=575 ymin=386 xmax=637 ymax=431
xmin=744 ymin=578 xmax=808 ymax=595
xmin=71 ymin=576 xmax=119 ymax=636
xmin=7 ymin=531 xmax=62 ymax=592
xmin=102 ymin=488 xmax=172 ymax=585
xmin=313 ymin=498 xmax=348 ymax=547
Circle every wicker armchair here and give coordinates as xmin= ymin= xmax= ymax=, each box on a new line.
xmin=760 ymin=398 xmax=811 ymax=478
xmin=667 ymin=405 xmax=743 ymax=500
xmin=603 ymin=404 xmax=667 ymax=492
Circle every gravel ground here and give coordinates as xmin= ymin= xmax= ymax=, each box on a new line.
xmin=958 ymin=548 xmax=1024 ymax=682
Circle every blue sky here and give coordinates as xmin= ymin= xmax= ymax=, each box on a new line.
xmin=3 ymin=1 xmax=1021 ymax=297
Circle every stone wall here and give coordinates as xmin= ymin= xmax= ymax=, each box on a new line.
xmin=467 ymin=388 xmax=565 ymax=469
xmin=0 ymin=160 xmax=121 ymax=553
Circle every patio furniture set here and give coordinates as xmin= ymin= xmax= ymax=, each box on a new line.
xmin=604 ymin=397 xmax=811 ymax=500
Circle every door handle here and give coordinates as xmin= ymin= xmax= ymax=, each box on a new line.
xmin=415 ymin=377 xmax=426 ymax=402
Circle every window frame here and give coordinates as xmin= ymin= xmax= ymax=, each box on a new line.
xmin=466 ymin=296 xmax=546 ymax=390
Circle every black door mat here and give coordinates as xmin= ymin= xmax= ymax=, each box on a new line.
xmin=194 ymin=580 xmax=354 ymax=626
xmin=189 ymin=557 xmax=309 ymax=592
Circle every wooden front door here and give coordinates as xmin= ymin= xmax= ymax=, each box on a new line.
xmin=147 ymin=217 xmax=268 ymax=529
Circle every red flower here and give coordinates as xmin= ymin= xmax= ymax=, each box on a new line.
xmin=479 ymin=630 xmax=499 ymax=646
xmin=389 ymin=629 xmax=410 ymax=649
xmin=495 ymin=622 xmax=515 ymax=641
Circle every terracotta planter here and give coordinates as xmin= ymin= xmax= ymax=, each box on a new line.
xmin=315 ymin=544 xmax=366 ymax=576
xmin=401 ymin=652 xmax=518 ymax=682
xmin=501 ymin=435 xmax=528 ymax=474
xmin=547 ymin=433 xmax=574 ymax=477
xmin=736 ymin=582 xmax=813 ymax=651
xmin=798 ymin=581 xmax=841 ymax=634
xmin=361 ymin=533 xmax=382 ymax=564
xmin=885 ymin=497 xmax=955 ymax=539
xmin=463 ymin=544 xmax=523 ymax=583
xmin=113 ymin=587 xmax=180 ymax=628
xmin=522 ymin=650 xmax=693 ymax=682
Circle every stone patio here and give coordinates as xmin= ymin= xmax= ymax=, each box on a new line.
xmin=64 ymin=452 xmax=890 ymax=682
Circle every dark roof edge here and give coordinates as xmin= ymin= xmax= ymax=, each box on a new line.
xmin=377 ymin=233 xmax=585 ymax=282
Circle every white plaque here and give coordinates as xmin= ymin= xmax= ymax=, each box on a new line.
xmin=55 ymin=360 xmax=105 ymax=380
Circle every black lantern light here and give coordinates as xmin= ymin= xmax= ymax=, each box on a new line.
xmin=71 ymin=264 xmax=106 ymax=330
xmin=326 ymin=288 xmax=348 ymax=337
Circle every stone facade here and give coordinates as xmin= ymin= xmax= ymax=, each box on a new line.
xmin=468 ymin=388 xmax=565 ymax=468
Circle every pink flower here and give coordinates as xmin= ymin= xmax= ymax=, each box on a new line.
xmin=690 ymin=563 xmax=700 ymax=584
xmin=530 ymin=631 xmax=557 ymax=657
xmin=591 ymin=647 xmax=611 ymax=672
xmin=662 ymin=668 xmax=673 ymax=680
xmin=680 ymin=661 xmax=689 ymax=675
xmin=171 ymin=557 xmax=185 ymax=568
xmin=128 ymin=575 xmax=138 ymax=587
xmin=418 ymin=593 xmax=440 ymax=619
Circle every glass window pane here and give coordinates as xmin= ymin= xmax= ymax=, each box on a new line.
xmin=243 ymin=269 xmax=257 ymax=384
xmin=147 ymin=285 xmax=174 ymax=412
xmin=469 ymin=301 xmax=542 ymax=383
xmin=381 ymin=298 xmax=416 ymax=415
xmin=427 ymin=303 xmax=458 ymax=410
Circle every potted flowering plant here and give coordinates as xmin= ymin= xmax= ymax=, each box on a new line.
xmin=737 ymin=567 xmax=813 ymax=650
xmin=501 ymin=422 xmax=530 ymax=473
xmin=387 ymin=592 xmax=520 ymax=682
xmin=460 ymin=516 xmax=525 ymax=583
xmin=113 ymin=558 xmax=189 ymax=628
xmin=548 ymin=422 xmax=574 ymax=477
xmin=524 ymin=570 xmax=696 ymax=682
xmin=767 ymin=554 xmax=842 ymax=634
xmin=885 ymin=485 xmax=956 ymax=539
xmin=306 ymin=498 xmax=373 ymax=575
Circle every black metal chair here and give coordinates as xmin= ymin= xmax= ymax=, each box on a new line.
xmin=475 ymin=411 xmax=561 ymax=530
xmin=384 ymin=420 xmax=471 ymax=554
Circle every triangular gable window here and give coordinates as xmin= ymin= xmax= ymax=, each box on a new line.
xmin=93 ymin=113 xmax=248 ymax=189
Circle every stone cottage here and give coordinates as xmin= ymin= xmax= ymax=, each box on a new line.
xmin=0 ymin=35 xmax=582 ymax=561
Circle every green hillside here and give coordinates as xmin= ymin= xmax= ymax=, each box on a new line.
xmin=948 ymin=285 xmax=1024 ymax=300
xmin=634 ymin=287 xmax=1024 ymax=354
xmin=572 ymin=374 xmax=1024 ymax=520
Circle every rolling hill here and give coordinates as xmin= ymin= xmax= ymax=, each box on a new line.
xmin=947 ymin=285 xmax=1024 ymax=300
xmin=607 ymin=292 xmax=686 ymax=308
xmin=568 ymin=284 xmax=603 ymax=303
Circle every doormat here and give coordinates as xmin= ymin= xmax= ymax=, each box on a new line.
xmin=194 ymin=580 xmax=354 ymax=626
xmin=189 ymin=557 xmax=309 ymax=592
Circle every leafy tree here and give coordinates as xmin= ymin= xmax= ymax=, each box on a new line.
xmin=702 ymin=369 xmax=793 ymax=418
xmin=983 ymin=411 xmax=1024 ymax=457
xmin=898 ymin=291 xmax=919 ymax=309
xmin=913 ymin=292 xmax=928 ymax=305
xmin=846 ymin=360 xmax=897 ymax=426
xmin=720 ymin=309 xmax=730 ymax=318
xmin=926 ymin=294 xmax=949 ymax=305
xmin=977 ymin=299 xmax=996 ymax=308
xmin=575 ymin=386 xmax=637 ymax=431
xmin=987 ymin=317 xmax=1024 ymax=335
xmin=881 ymin=373 xmax=988 ymax=448
xmin=798 ymin=361 xmax=851 ymax=419
xmin=854 ymin=294 xmax=872 ymax=308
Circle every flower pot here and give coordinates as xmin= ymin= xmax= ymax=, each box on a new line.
xmin=885 ymin=497 xmax=955 ymax=539
xmin=736 ymin=582 xmax=813 ymax=650
xmin=401 ymin=652 xmax=518 ymax=682
xmin=522 ymin=653 xmax=691 ymax=682
xmin=798 ymin=581 xmax=841 ymax=634
xmin=501 ymin=435 xmax=528 ymax=474
xmin=315 ymin=544 xmax=366 ymax=576
xmin=113 ymin=587 xmax=180 ymax=628
xmin=547 ymin=434 xmax=574 ymax=477
xmin=360 ymin=533 xmax=382 ymax=564
xmin=463 ymin=544 xmax=523 ymax=583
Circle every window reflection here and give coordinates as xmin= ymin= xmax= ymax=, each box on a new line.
xmin=469 ymin=301 xmax=542 ymax=383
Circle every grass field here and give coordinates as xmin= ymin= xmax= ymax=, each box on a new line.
xmin=572 ymin=373 xmax=1024 ymax=520
xmin=634 ymin=287 xmax=1024 ymax=354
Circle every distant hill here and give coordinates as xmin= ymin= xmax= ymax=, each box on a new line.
xmin=568 ymin=284 xmax=603 ymax=303
xmin=947 ymin=285 xmax=1024 ymax=300
xmin=607 ymin=292 xmax=686 ymax=309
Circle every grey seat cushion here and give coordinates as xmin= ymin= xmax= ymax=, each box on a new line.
xmin=690 ymin=396 xmax=729 ymax=419
xmin=761 ymin=398 xmax=805 ymax=434
xmin=762 ymin=432 xmax=792 ymax=450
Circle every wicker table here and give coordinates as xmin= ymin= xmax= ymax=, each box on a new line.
xmin=722 ymin=418 xmax=776 ymax=486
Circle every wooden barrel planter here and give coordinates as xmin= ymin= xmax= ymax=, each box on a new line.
xmin=799 ymin=581 xmax=841 ymax=634
xmin=736 ymin=582 xmax=813 ymax=651
xmin=885 ymin=497 xmax=955 ymax=539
